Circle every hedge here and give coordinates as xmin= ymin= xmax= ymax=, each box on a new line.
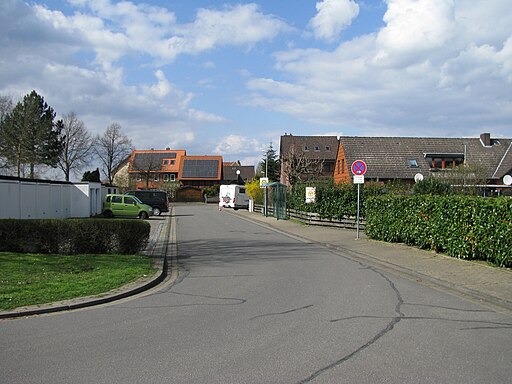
xmin=287 ymin=181 xmax=385 ymax=219
xmin=0 ymin=219 xmax=150 ymax=255
xmin=364 ymin=195 xmax=512 ymax=267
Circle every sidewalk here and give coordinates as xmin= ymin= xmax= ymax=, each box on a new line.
xmin=234 ymin=210 xmax=512 ymax=314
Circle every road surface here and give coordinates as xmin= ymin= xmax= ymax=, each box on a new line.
xmin=1 ymin=204 xmax=511 ymax=383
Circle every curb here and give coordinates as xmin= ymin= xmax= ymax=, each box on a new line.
xmin=0 ymin=215 xmax=172 ymax=320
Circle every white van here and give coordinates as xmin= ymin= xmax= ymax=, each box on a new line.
xmin=219 ymin=184 xmax=250 ymax=210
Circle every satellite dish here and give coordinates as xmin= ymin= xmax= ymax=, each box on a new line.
xmin=504 ymin=175 xmax=512 ymax=186
xmin=414 ymin=173 xmax=424 ymax=183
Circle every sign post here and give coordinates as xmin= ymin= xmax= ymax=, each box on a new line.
xmin=351 ymin=160 xmax=367 ymax=239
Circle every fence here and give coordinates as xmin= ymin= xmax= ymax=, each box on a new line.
xmin=0 ymin=176 xmax=118 ymax=219
xmin=253 ymin=204 xmax=364 ymax=230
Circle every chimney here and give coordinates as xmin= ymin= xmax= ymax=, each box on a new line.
xmin=480 ymin=133 xmax=491 ymax=147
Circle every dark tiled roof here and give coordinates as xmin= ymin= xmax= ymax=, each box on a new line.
xmin=280 ymin=135 xmax=339 ymax=161
xmin=339 ymin=136 xmax=512 ymax=180
xmin=132 ymin=152 xmax=176 ymax=170
xmin=222 ymin=165 xmax=255 ymax=181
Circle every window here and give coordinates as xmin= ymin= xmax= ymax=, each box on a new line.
xmin=169 ymin=174 xmax=176 ymax=181
xmin=124 ymin=196 xmax=135 ymax=205
xmin=325 ymin=146 xmax=331 ymax=151
xmin=154 ymin=174 xmax=159 ymax=181
xmin=341 ymin=159 xmax=345 ymax=173
xmin=314 ymin=145 xmax=320 ymax=151
xmin=112 ymin=196 xmax=122 ymax=203
xmin=425 ymin=154 xmax=464 ymax=170
xmin=136 ymin=174 xmax=142 ymax=182
xmin=163 ymin=160 xmax=169 ymax=165
xmin=163 ymin=174 xmax=169 ymax=181
xmin=337 ymin=160 xmax=341 ymax=174
xmin=408 ymin=159 xmax=419 ymax=168
xmin=170 ymin=160 xmax=175 ymax=165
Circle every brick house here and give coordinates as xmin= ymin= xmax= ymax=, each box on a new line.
xmin=128 ymin=149 xmax=186 ymax=190
xmin=178 ymin=155 xmax=223 ymax=188
xmin=333 ymin=133 xmax=512 ymax=188
xmin=279 ymin=134 xmax=339 ymax=186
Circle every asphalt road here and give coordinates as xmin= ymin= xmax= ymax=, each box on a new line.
xmin=1 ymin=204 xmax=511 ymax=383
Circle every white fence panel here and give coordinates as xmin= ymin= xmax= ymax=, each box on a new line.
xmin=20 ymin=182 xmax=37 ymax=219
xmin=0 ymin=177 xmax=111 ymax=219
xmin=0 ymin=179 xmax=20 ymax=218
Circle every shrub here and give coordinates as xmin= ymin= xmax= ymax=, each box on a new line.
xmin=0 ymin=219 xmax=150 ymax=255
xmin=246 ymin=179 xmax=264 ymax=204
xmin=287 ymin=180 xmax=385 ymax=219
xmin=413 ymin=177 xmax=452 ymax=195
xmin=365 ymin=195 xmax=512 ymax=267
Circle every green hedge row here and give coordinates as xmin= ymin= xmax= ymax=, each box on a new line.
xmin=0 ymin=219 xmax=150 ymax=255
xmin=365 ymin=195 xmax=512 ymax=267
xmin=287 ymin=182 xmax=384 ymax=219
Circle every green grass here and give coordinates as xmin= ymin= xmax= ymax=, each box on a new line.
xmin=0 ymin=252 xmax=155 ymax=311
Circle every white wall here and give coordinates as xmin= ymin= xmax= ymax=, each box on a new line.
xmin=0 ymin=177 xmax=112 ymax=219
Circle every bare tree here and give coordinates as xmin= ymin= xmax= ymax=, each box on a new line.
xmin=282 ymin=146 xmax=325 ymax=188
xmin=130 ymin=153 xmax=163 ymax=189
xmin=436 ymin=163 xmax=489 ymax=195
xmin=57 ymin=112 xmax=94 ymax=181
xmin=0 ymin=95 xmax=13 ymax=122
xmin=94 ymin=123 xmax=133 ymax=185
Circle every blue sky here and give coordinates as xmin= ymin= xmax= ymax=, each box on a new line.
xmin=1 ymin=0 xmax=511 ymax=176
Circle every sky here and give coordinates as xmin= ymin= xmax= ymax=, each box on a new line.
xmin=1 ymin=0 xmax=511 ymax=175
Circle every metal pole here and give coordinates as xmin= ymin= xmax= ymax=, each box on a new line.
xmin=264 ymin=149 xmax=268 ymax=217
xmin=356 ymin=183 xmax=360 ymax=239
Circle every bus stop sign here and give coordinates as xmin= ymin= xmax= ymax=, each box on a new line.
xmin=351 ymin=160 xmax=367 ymax=176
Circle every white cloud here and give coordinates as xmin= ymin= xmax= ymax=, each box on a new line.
xmin=214 ymin=135 xmax=264 ymax=155
xmin=248 ymin=0 xmax=512 ymax=136
xmin=309 ymin=0 xmax=359 ymax=42
xmin=374 ymin=0 xmax=456 ymax=65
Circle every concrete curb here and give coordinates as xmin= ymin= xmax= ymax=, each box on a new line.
xmin=0 ymin=215 xmax=172 ymax=320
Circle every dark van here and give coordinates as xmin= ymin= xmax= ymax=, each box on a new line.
xmin=125 ymin=190 xmax=169 ymax=216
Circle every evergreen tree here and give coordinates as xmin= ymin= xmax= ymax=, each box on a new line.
xmin=82 ymin=168 xmax=101 ymax=182
xmin=258 ymin=142 xmax=280 ymax=182
xmin=0 ymin=91 xmax=63 ymax=178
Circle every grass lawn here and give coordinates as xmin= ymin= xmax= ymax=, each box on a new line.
xmin=0 ymin=252 xmax=155 ymax=311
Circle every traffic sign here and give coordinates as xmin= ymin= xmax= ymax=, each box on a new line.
xmin=305 ymin=187 xmax=316 ymax=203
xmin=351 ymin=160 xmax=367 ymax=175
xmin=353 ymin=175 xmax=364 ymax=184
xmin=259 ymin=177 xmax=269 ymax=188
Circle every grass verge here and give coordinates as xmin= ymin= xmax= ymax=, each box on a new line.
xmin=0 ymin=252 xmax=155 ymax=311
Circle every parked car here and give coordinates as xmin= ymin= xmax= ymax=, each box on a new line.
xmin=125 ymin=190 xmax=169 ymax=216
xmin=102 ymin=194 xmax=152 ymax=219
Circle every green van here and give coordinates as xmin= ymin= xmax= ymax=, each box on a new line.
xmin=102 ymin=194 xmax=152 ymax=219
